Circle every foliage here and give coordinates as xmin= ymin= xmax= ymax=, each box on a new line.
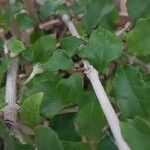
xmin=0 ymin=0 xmax=150 ymax=150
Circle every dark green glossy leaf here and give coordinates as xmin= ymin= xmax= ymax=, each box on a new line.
xmin=56 ymin=73 xmax=83 ymax=106
xmin=76 ymin=90 xmax=106 ymax=142
xmin=20 ymin=93 xmax=43 ymax=127
xmin=127 ymin=18 xmax=150 ymax=56
xmin=112 ymin=65 xmax=150 ymax=119
xmin=35 ymin=126 xmax=64 ymax=150
xmin=80 ymin=28 xmax=123 ymax=71
xmin=45 ymin=50 xmax=73 ymax=71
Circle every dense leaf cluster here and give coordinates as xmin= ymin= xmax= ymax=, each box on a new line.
xmin=0 ymin=0 xmax=150 ymax=149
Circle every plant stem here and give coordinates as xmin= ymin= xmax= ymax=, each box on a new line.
xmin=62 ymin=13 xmax=130 ymax=150
xmin=62 ymin=14 xmax=81 ymax=38
xmin=118 ymin=0 xmax=128 ymax=16
xmin=83 ymin=61 xmax=130 ymax=150
xmin=4 ymin=56 xmax=19 ymax=131
xmin=124 ymin=52 xmax=150 ymax=72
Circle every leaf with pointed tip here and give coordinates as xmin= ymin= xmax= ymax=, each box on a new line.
xmin=127 ymin=18 xmax=150 ymax=56
xmin=45 ymin=50 xmax=73 ymax=71
xmin=20 ymin=93 xmax=43 ymax=127
xmin=33 ymin=35 xmax=56 ymax=62
xmin=20 ymin=71 xmax=63 ymax=119
xmin=76 ymin=90 xmax=106 ymax=142
xmin=61 ymin=36 xmax=83 ymax=57
xmin=112 ymin=65 xmax=150 ymax=119
xmin=81 ymin=0 xmax=115 ymax=32
xmin=56 ymin=73 xmax=83 ymax=106
xmin=35 ymin=126 xmax=64 ymax=150
xmin=51 ymin=113 xmax=80 ymax=141
xmin=80 ymin=28 xmax=123 ymax=71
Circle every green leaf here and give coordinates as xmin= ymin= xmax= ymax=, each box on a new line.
xmin=81 ymin=0 xmax=115 ymax=32
xmin=0 ymin=8 xmax=6 ymax=27
xmin=63 ymin=142 xmax=91 ymax=150
xmin=0 ymin=37 xmax=4 ymax=51
xmin=61 ymin=36 xmax=83 ymax=57
xmin=20 ymin=71 xmax=62 ymax=119
xmin=0 ymin=123 xmax=33 ymax=150
xmin=127 ymin=0 xmax=150 ymax=22
xmin=7 ymin=38 xmax=25 ymax=53
xmin=80 ymin=28 xmax=123 ymax=71
xmin=35 ymin=126 xmax=64 ymax=150
xmin=51 ymin=113 xmax=80 ymax=141
xmin=45 ymin=50 xmax=73 ymax=71
xmin=3 ymin=7 xmax=15 ymax=28
xmin=100 ymin=7 xmax=119 ymax=31
xmin=127 ymin=18 xmax=150 ymax=56
xmin=121 ymin=117 xmax=150 ymax=150
xmin=15 ymin=13 xmax=36 ymax=31
xmin=56 ymin=73 xmax=83 ymax=106
xmin=20 ymin=93 xmax=43 ymax=127
xmin=76 ymin=90 xmax=106 ymax=142
xmin=0 ymin=88 xmax=6 ymax=109
xmin=30 ymin=30 xmax=44 ymax=44
xmin=40 ymin=95 xmax=63 ymax=119
xmin=143 ymin=73 xmax=150 ymax=85
xmin=12 ymin=2 xmax=24 ymax=12
xmin=0 ymin=57 xmax=11 ymax=84
xmin=33 ymin=35 xmax=56 ymax=62
xmin=40 ymin=0 xmax=62 ymax=19
xmin=96 ymin=135 xmax=117 ymax=150
xmin=112 ymin=65 xmax=150 ymax=119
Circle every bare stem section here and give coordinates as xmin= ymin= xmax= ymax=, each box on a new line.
xmin=62 ymin=14 xmax=81 ymax=38
xmin=83 ymin=61 xmax=130 ymax=150
xmin=62 ymin=13 xmax=130 ymax=150
xmin=118 ymin=0 xmax=128 ymax=16
xmin=4 ymin=56 xmax=19 ymax=132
